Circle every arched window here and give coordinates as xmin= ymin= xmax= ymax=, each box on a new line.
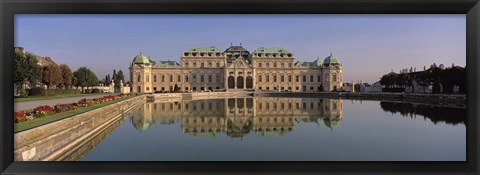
xmin=146 ymin=74 xmax=149 ymax=82
xmin=333 ymin=74 xmax=337 ymax=82
xmin=137 ymin=74 xmax=141 ymax=82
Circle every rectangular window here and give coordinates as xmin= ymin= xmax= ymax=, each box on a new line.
xmin=274 ymin=63 xmax=277 ymax=68
xmin=193 ymin=87 xmax=197 ymax=91
xmin=273 ymin=75 xmax=277 ymax=82
xmin=216 ymin=74 xmax=220 ymax=82
xmin=303 ymin=75 xmax=306 ymax=82
xmin=333 ymin=74 xmax=337 ymax=82
xmin=288 ymin=63 xmax=292 ymax=67
xmin=209 ymin=62 xmax=212 ymax=67
xmin=185 ymin=75 xmax=189 ymax=82
xmin=310 ymin=86 xmax=314 ymax=90
xmin=266 ymin=63 xmax=270 ymax=67
xmin=185 ymin=87 xmax=189 ymax=91
xmin=281 ymin=75 xmax=284 ymax=82
xmin=170 ymin=75 xmax=173 ymax=82
xmin=208 ymin=75 xmax=212 ymax=82
xmin=193 ymin=75 xmax=197 ymax=82
xmin=258 ymin=63 xmax=262 ymax=67
xmin=201 ymin=62 xmax=204 ymax=68
xmin=318 ymin=75 xmax=321 ymax=82
xmin=162 ymin=75 xmax=165 ymax=82
xmin=302 ymin=86 xmax=306 ymax=92
xmin=193 ymin=62 xmax=197 ymax=67
xmin=178 ymin=75 xmax=181 ymax=82
xmin=266 ymin=75 xmax=270 ymax=82
xmin=288 ymin=76 xmax=292 ymax=82
xmin=137 ymin=75 xmax=141 ymax=82
xmin=217 ymin=62 xmax=220 ymax=67
xmin=258 ymin=75 xmax=262 ymax=82
xmin=296 ymin=76 xmax=299 ymax=82
xmin=146 ymin=75 xmax=149 ymax=82
xmin=310 ymin=75 xmax=314 ymax=82
xmin=185 ymin=62 xmax=189 ymax=67
xmin=201 ymin=75 xmax=204 ymax=82
xmin=154 ymin=75 xmax=157 ymax=82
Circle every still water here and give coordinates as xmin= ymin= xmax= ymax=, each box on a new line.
xmin=80 ymin=97 xmax=465 ymax=161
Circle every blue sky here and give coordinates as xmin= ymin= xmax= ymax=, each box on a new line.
xmin=15 ymin=14 xmax=466 ymax=83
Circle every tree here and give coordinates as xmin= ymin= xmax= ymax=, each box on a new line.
xmin=59 ymin=64 xmax=73 ymax=89
xmin=14 ymin=49 xmax=42 ymax=92
xmin=41 ymin=64 xmax=62 ymax=90
xmin=104 ymin=74 xmax=111 ymax=85
xmin=112 ymin=69 xmax=117 ymax=84
xmin=73 ymin=67 xmax=99 ymax=93
xmin=116 ymin=70 xmax=125 ymax=85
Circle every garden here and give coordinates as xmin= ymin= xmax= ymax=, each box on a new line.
xmin=14 ymin=93 xmax=133 ymax=132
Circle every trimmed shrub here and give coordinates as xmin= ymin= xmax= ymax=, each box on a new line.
xmin=84 ymin=89 xmax=92 ymax=94
xmin=28 ymin=87 xmax=46 ymax=96
xmin=92 ymin=88 xmax=101 ymax=93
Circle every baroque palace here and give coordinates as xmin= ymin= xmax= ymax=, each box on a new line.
xmin=130 ymin=44 xmax=343 ymax=93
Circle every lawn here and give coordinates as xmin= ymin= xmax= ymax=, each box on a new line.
xmin=14 ymin=95 xmax=136 ymax=133
xmin=14 ymin=93 xmax=109 ymax=103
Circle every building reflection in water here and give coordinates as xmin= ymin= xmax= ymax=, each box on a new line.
xmin=130 ymin=98 xmax=343 ymax=138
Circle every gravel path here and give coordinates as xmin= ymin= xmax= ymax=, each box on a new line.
xmin=14 ymin=94 xmax=118 ymax=111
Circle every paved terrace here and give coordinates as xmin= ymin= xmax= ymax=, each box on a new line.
xmin=14 ymin=93 xmax=119 ymax=111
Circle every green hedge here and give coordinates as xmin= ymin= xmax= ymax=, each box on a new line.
xmin=28 ymin=87 xmax=81 ymax=96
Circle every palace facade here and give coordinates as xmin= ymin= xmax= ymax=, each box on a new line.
xmin=130 ymin=45 xmax=343 ymax=93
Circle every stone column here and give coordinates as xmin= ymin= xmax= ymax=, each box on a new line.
xmin=243 ymin=73 xmax=247 ymax=89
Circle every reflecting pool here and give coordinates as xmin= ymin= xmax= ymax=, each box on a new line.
xmin=79 ymin=97 xmax=465 ymax=161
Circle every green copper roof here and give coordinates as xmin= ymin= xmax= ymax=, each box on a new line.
xmin=157 ymin=60 xmax=180 ymax=66
xmin=188 ymin=47 xmax=222 ymax=53
xmin=323 ymin=53 xmax=341 ymax=66
xmin=323 ymin=118 xmax=341 ymax=130
xmin=255 ymin=130 xmax=290 ymax=137
xmin=253 ymin=47 xmax=290 ymax=54
xmin=313 ymin=57 xmax=323 ymax=67
xmin=133 ymin=52 xmax=151 ymax=64
xmin=189 ymin=131 xmax=220 ymax=139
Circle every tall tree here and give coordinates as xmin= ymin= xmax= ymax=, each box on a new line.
xmin=73 ymin=67 xmax=99 ymax=92
xmin=116 ymin=69 xmax=125 ymax=85
xmin=112 ymin=69 xmax=117 ymax=84
xmin=59 ymin=64 xmax=73 ymax=89
xmin=14 ymin=49 xmax=42 ymax=92
xmin=42 ymin=64 xmax=62 ymax=90
xmin=105 ymin=74 xmax=111 ymax=85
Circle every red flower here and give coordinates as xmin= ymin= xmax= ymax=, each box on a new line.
xmin=14 ymin=111 xmax=26 ymax=123
xmin=35 ymin=105 xmax=55 ymax=113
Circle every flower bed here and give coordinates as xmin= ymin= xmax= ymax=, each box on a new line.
xmin=14 ymin=93 xmax=132 ymax=124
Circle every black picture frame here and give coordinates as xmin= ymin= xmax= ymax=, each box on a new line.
xmin=1 ymin=0 xmax=479 ymax=174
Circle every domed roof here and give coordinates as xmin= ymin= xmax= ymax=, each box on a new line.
xmin=323 ymin=118 xmax=340 ymax=131
xmin=132 ymin=52 xmax=151 ymax=64
xmin=323 ymin=53 xmax=340 ymax=66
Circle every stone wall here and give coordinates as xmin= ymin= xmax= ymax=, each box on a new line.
xmin=14 ymin=95 xmax=146 ymax=161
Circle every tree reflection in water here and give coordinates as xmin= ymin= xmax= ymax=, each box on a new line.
xmin=380 ymin=101 xmax=465 ymax=125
